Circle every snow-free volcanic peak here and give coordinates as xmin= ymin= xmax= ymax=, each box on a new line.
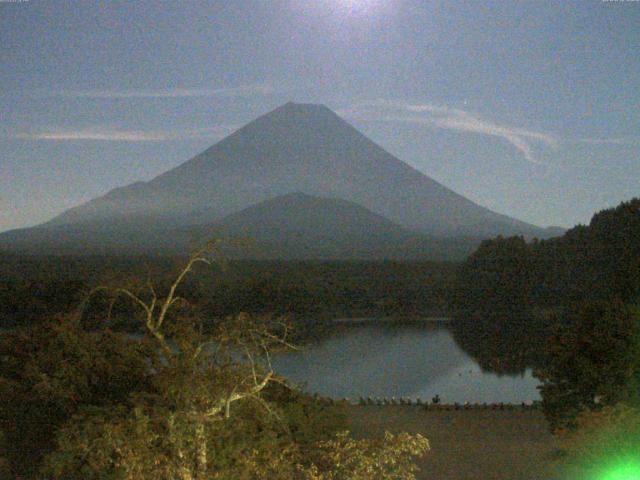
xmin=0 ymin=102 xmax=553 ymax=255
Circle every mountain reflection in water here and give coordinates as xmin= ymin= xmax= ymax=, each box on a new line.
xmin=272 ymin=323 xmax=540 ymax=403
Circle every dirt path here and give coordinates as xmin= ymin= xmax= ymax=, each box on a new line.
xmin=347 ymin=406 xmax=561 ymax=480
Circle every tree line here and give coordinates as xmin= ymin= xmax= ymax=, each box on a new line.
xmin=0 ymin=247 xmax=429 ymax=479
xmin=453 ymin=198 xmax=640 ymax=478
xmin=0 ymin=256 xmax=457 ymax=331
xmin=454 ymin=198 xmax=640 ymax=315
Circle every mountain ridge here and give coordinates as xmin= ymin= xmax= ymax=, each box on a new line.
xmin=1 ymin=102 xmax=560 ymax=257
xmin=0 ymin=193 xmax=482 ymax=260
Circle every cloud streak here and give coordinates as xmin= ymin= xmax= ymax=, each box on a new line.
xmin=571 ymin=136 xmax=640 ymax=146
xmin=53 ymin=84 xmax=275 ymax=99
xmin=342 ymin=101 xmax=640 ymax=165
xmin=341 ymin=101 xmax=560 ymax=165
xmin=10 ymin=125 xmax=236 ymax=142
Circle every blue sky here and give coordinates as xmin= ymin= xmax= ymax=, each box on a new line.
xmin=1 ymin=0 xmax=639 ymax=232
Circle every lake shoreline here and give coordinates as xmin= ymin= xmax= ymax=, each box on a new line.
xmin=274 ymin=322 xmax=541 ymax=404
xmin=315 ymin=399 xmax=541 ymax=408
xmin=331 ymin=316 xmax=451 ymax=324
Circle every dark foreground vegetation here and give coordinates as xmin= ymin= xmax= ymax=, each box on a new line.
xmin=454 ymin=198 xmax=640 ymax=478
xmin=0 ymin=249 xmax=429 ymax=479
xmin=0 ymin=256 xmax=456 ymax=332
xmin=1 ymin=198 xmax=639 ymax=479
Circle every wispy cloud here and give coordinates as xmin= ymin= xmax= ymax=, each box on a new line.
xmin=53 ymin=84 xmax=275 ymax=99
xmin=340 ymin=101 xmax=559 ymax=165
xmin=341 ymin=101 xmax=640 ymax=165
xmin=571 ymin=136 xmax=640 ymax=146
xmin=10 ymin=125 xmax=236 ymax=142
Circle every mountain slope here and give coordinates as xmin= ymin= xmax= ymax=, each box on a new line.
xmin=0 ymin=102 xmax=558 ymax=256
xmin=189 ymin=193 xmax=481 ymax=260
xmin=0 ymin=216 xmax=193 ymax=255
xmin=209 ymin=192 xmax=410 ymax=243
xmin=41 ymin=102 xmax=546 ymax=238
xmin=0 ymin=193 xmax=481 ymax=259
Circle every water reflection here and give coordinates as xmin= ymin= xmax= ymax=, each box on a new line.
xmin=272 ymin=323 xmax=540 ymax=403
xmin=449 ymin=313 xmax=549 ymax=375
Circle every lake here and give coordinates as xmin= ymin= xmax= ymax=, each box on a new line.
xmin=78 ymin=320 xmax=541 ymax=404
xmin=272 ymin=322 xmax=541 ymax=404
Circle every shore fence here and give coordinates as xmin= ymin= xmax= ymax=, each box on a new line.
xmin=310 ymin=394 xmax=542 ymax=410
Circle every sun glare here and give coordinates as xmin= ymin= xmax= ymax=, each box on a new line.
xmin=601 ymin=461 xmax=640 ymax=480
xmin=332 ymin=0 xmax=389 ymax=17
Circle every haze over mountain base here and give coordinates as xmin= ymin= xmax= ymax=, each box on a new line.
xmin=0 ymin=103 xmax=562 ymax=258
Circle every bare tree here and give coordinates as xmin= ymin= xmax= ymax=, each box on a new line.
xmin=78 ymin=242 xmax=294 ymax=479
xmin=45 ymin=242 xmax=429 ymax=480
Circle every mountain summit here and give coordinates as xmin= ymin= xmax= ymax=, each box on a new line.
xmin=1 ymin=102 xmax=553 ymax=255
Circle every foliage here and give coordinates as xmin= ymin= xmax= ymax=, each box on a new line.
xmin=535 ymin=301 xmax=640 ymax=431
xmin=0 ymin=430 xmax=9 ymax=478
xmin=8 ymin=247 xmax=430 ymax=479
xmin=42 ymin=400 xmax=298 ymax=480
xmin=263 ymin=384 xmax=348 ymax=448
xmin=452 ymin=198 xmax=640 ymax=428
xmin=44 ymin=410 xmax=429 ymax=480
xmin=454 ymin=198 xmax=640 ymax=315
xmin=0 ymin=255 xmax=457 ymax=330
xmin=301 ymin=431 xmax=429 ymax=480
xmin=450 ymin=312 xmax=552 ymax=374
xmin=0 ymin=315 xmax=155 ymax=477
xmin=454 ymin=236 xmax=534 ymax=316
xmin=554 ymin=198 xmax=640 ymax=304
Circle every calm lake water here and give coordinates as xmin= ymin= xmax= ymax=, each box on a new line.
xmin=272 ymin=323 xmax=541 ymax=404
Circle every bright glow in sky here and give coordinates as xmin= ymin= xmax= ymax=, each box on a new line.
xmin=292 ymin=0 xmax=394 ymax=23
xmin=1 ymin=0 xmax=639 ymax=232
xmin=335 ymin=0 xmax=388 ymax=15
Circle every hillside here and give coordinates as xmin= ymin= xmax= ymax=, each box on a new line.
xmin=191 ymin=193 xmax=481 ymax=260
xmin=0 ymin=102 xmax=555 ymax=256
xmin=455 ymin=197 xmax=640 ymax=314
xmin=0 ymin=194 xmax=480 ymax=259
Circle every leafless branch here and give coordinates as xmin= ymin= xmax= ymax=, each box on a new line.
xmin=204 ymin=371 xmax=274 ymax=419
